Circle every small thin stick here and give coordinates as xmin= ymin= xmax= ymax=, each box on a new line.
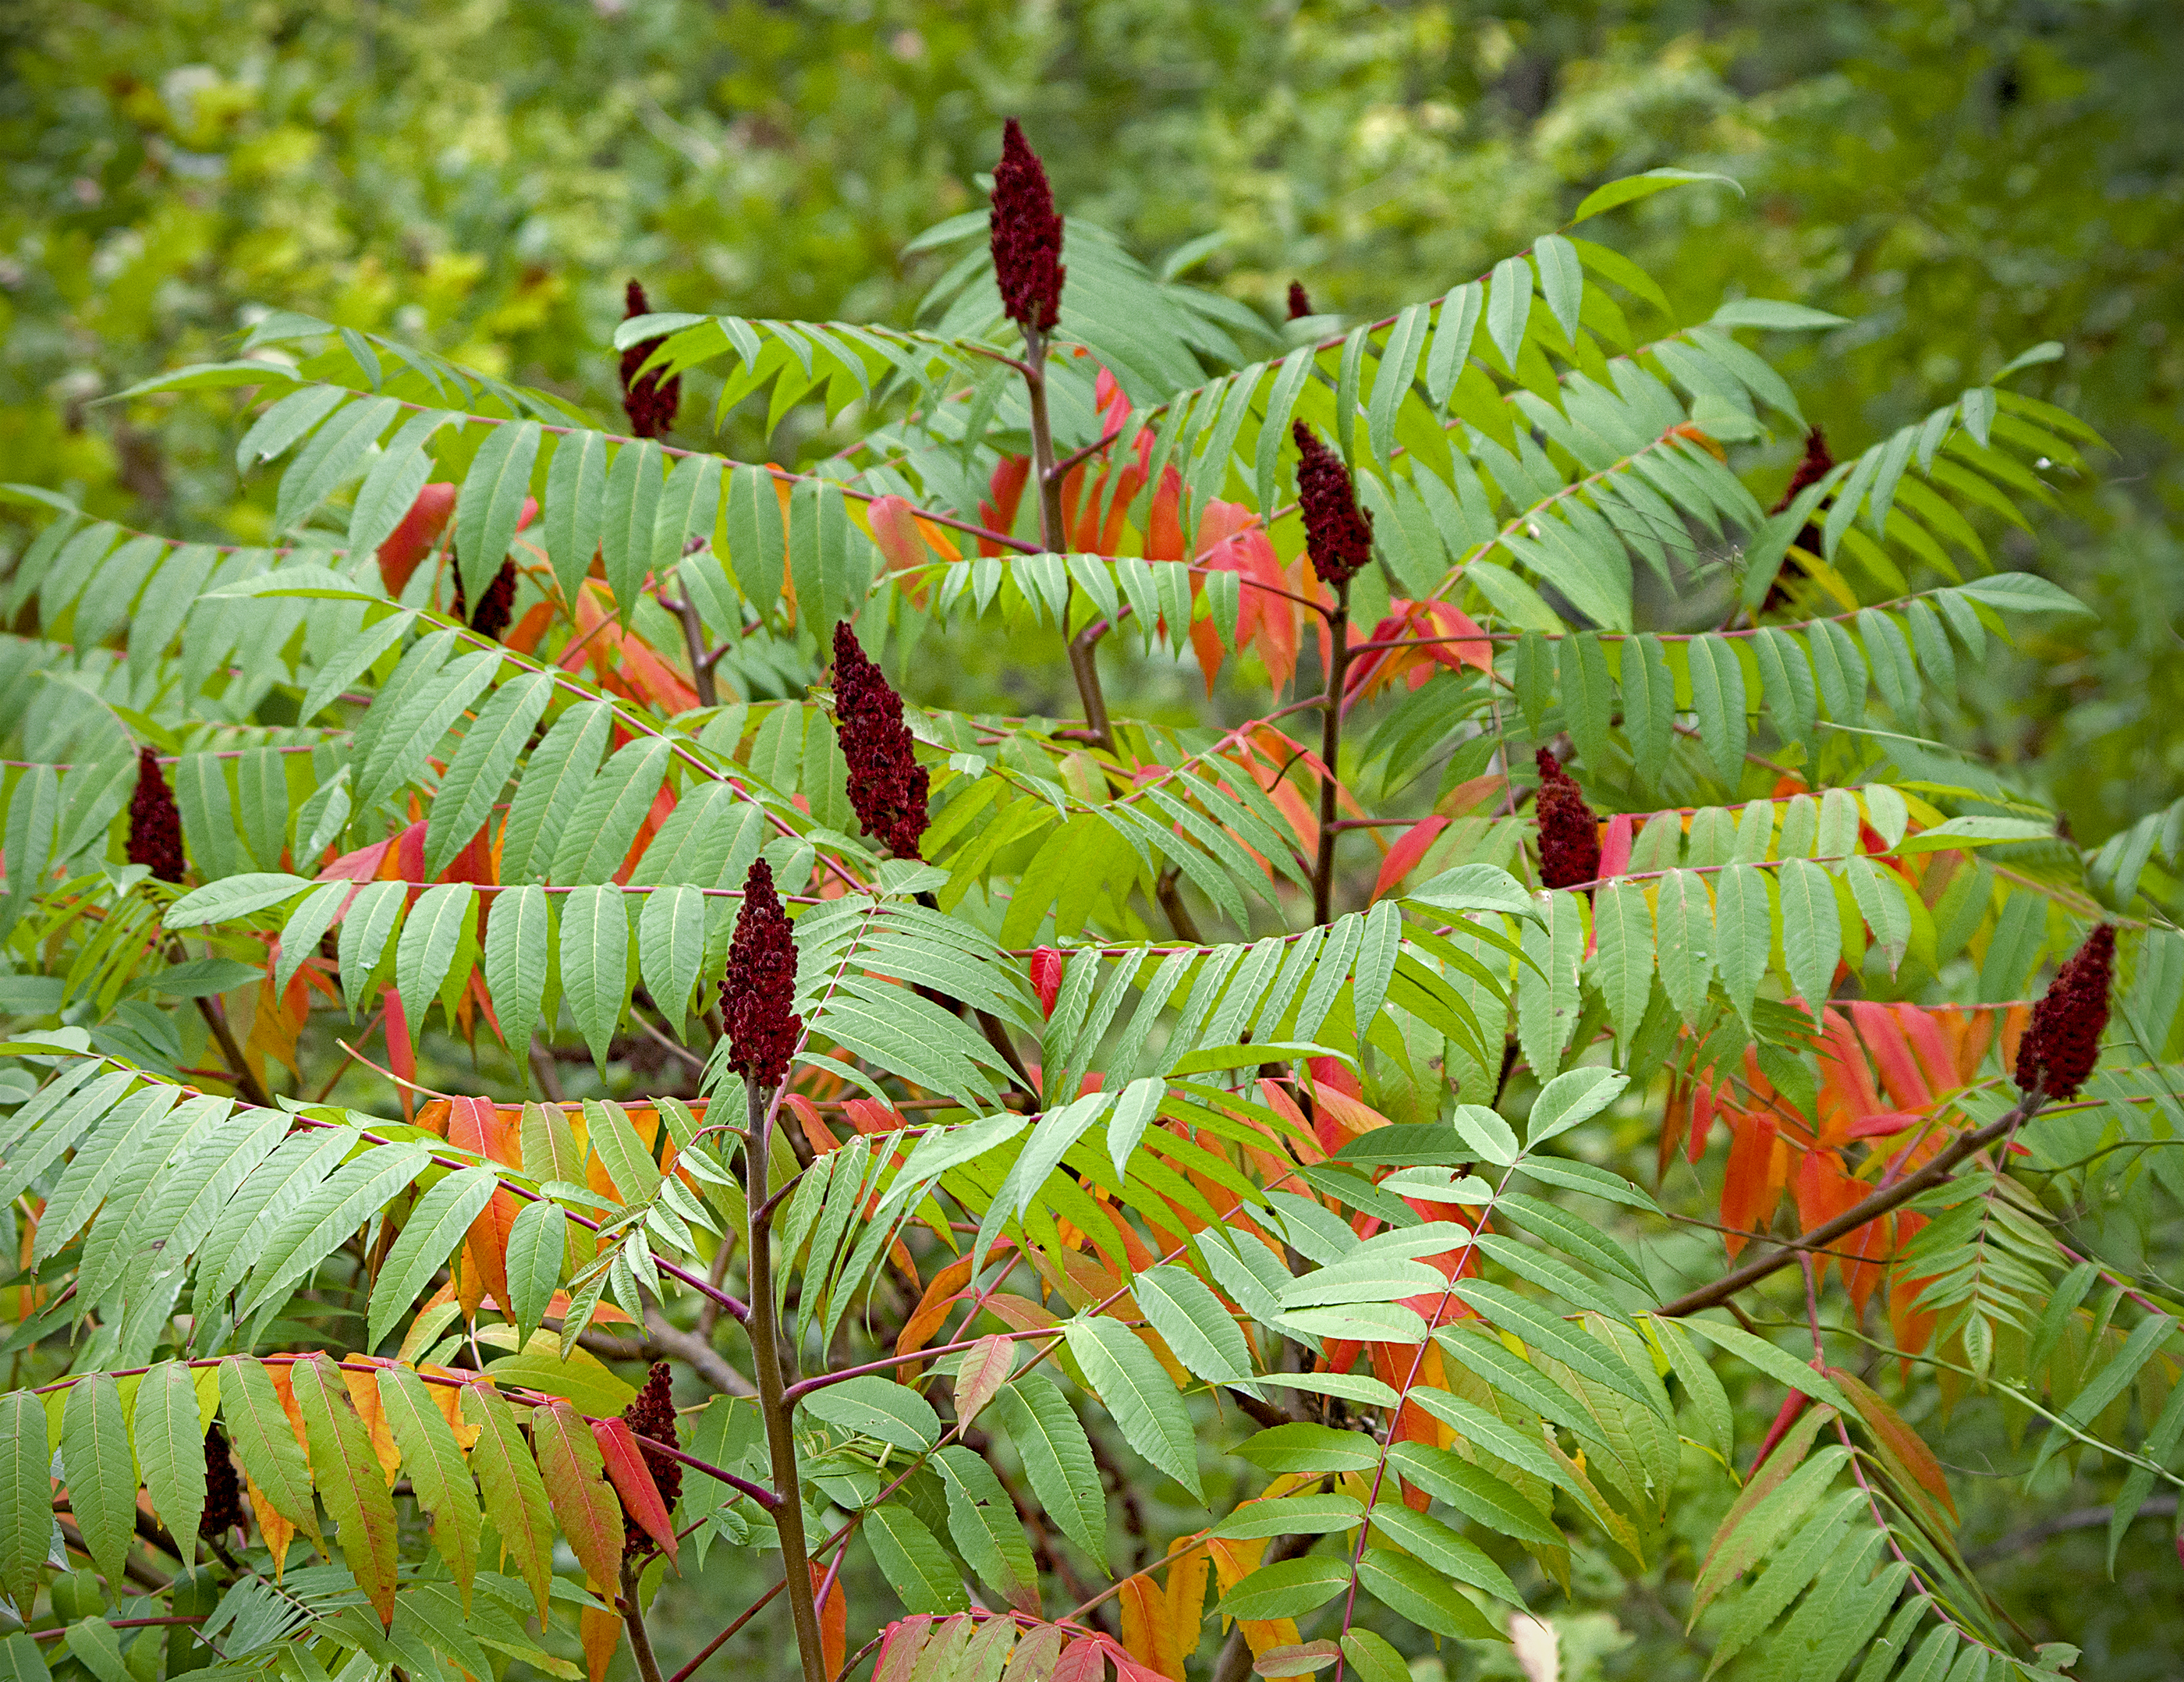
xmin=620 ymin=1556 xmax=668 ymax=1682
xmin=1311 ymin=581 xmax=1352 ymax=924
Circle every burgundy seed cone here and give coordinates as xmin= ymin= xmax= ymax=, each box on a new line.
xmin=722 ymin=857 xmax=802 ymax=1091
xmin=1292 ymin=420 xmax=1374 ymax=589
xmin=619 ymin=1362 xmax=682 ymax=1556
xmin=989 ymin=119 xmax=1065 ymax=335
xmin=468 ymin=559 xmax=519 ymax=641
xmin=1286 ymin=280 xmax=1314 ymax=321
xmin=1533 ymin=748 xmax=1602 ymax=890
xmin=126 ymin=747 xmax=185 ymax=883
xmin=620 ymin=279 xmax=681 ymax=439
xmin=2016 ymin=924 xmax=2115 ymax=1101
xmin=201 ymin=1425 xmax=243 ymax=1537
xmin=832 ymin=621 xmax=929 ymax=859
xmin=1771 ymin=426 xmax=1835 ymax=562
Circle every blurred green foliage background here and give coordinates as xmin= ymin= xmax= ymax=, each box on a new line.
xmin=4 ymin=2 xmax=2179 ymax=1673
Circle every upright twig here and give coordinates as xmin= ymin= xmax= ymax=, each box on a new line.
xmin=1311 ymin=582 xmax=1350 ymax=924
xmin=742 ymin=1077 xmax=827 ymax=1682
xmin=620 ymin=1556 xmax=668 ymax=1682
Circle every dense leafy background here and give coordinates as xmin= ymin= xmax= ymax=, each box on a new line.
xmin=2 ymin=2 xmax=2180 ymax=1677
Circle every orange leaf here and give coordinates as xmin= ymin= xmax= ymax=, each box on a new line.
xmin=1119 ymin=1576 xmax=1182 ymax=1681
xmin=592 ymin=1416 xmax=678 ymax=1563
xmin=447 ymin=1095 xmax=520 ymax=1313
xmin=1849 ymin=1002 xmax=1934 ymax=1110
xmin=1718 ymin=1113 xmax=1781 ymax=1259
xmin=1826 ymin=1365 xmax=1958 ymax=1521
xmin=580 ymin=1598 xmax=622 ymax=1682
xmin=534 ymin=1400 xmax=624 ymax=1592
xmin=243 ymin=1470 xmax=296 ymax=1577
xmin=814 ymin=1563 xmax=846 ymax=1680
xmin=1165 ymin=1535 xmax=1212 ymax=1655
xmin=338 ymin=1361 xmax=402 ymax=1485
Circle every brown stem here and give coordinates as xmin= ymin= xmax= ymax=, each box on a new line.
xmin=193 ymin=995 xmax=271 ymax=1109
xmin=742 ymin=1081 xmax=828 ymax=1682
xmin=1656 ymin=1091 xmax=2044 ymax=1318
xmin=1311 ymin=587 xmax=1351 ymax=926
xmin=1154 ymin=867 xmax=1204 ymax=945
xmin=1023 ymin=328 xmax=1112 ymax=752
xmin=663 ymin=582 xmax=718 ymax=708
xmin=620 ymin=1556 xmax=668 ymax=1682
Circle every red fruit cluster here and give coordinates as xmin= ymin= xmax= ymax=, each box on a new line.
xmin=1533 ymin=748 xmax=1602 ymax=890
xmin=722 ymin=857 xmax=803 ymax=1091
xmin=2016 ymin=924 xmax=2115 ymax=1101
xmin=1292 ymin=421 xmax=1374 ymax=588
xmin=619 ymin=280 xmax=681 ymax=439
xmin=1286 ymin=280 xmax=1314 ymax=321
xmin=619 ymin=1363 xmax=682 ymax=1556
xmin=126 ymin=747 xmax=185 ymax=884
xmin=1771 ymin=425 xmax=1835 ymax=562
xmin=451 ymin=558 xmax=519 ymax=641
xmin=989 ymin=119 xmax=1065 ymax=335
xmin=201 ymin=1426 xmax=243 ymax=1538
xmin=832 ymin=621 xmax=930 ymax=859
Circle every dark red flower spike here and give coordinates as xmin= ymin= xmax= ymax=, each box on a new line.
xmin=832 ymin=621 xmax=930 ymax=859
xmin=722 ymin=857 xmax=803 ymax=1092
xmin=2016 ymin=924 xmax=2115 ymax=1101
xmin=619 ymin=279 xmax=682 ymax=439
xmin=1291 ymin=421 xmax=1374 ymax=589
xmin=126 ymin=747 xmax=185 ymax=884
xmin=990 ymin=119 xmax=1065 ymax=335
xmin=1533 ymin=748 xmax=1603 ymax=891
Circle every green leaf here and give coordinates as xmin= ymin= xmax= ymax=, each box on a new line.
xmin=1656 ymin=869 xmax=1715 ymax=1027
xmin=1354 ymin=1548 xmax=1504 ymax=1640
xmin=461 ymin=1379 xmax=555 ymax=1620
xmin=1956 ymin=571 xmax=2094 ymax=619
xmin=1592 ymin=881 xmax=1654 ymax=1052
xmin=217 ymin=1357 xmax=321 ymax=1540
xmin=1528 ymin=1066 xmax=1629 ymax=1148
xmin=239 ymin=1144 xmax=431 ymax=1322
xmin=861 ymin=1504 xmax=967 ymax=1614
xmin=1778 ymin=858 xmax=1840 ymax=1011
xmin=290 ymin=1354 xmax=399 ymax=1623
xmin=368 ymin=1165 xmax=500 ymax=1350
xmin=426 ymin=671 xmax=555 ymax=879
xmin=532 ymin=1399 xmax=623 ymax=1593
xmin=1217 ymin=1554 xmax=1350 ymax=1620
xmin=132 ymin=1363 xmax=207 ymax=1561
xmin=559 ymin=885 xmax=629 ymax=1070
xmin=549 ymin=736 xmax=673 ymax=885
xmin=1686 ymin=636 xmax=1749 ymax=787
xmin=0 ymin=1392 xmax=48 ymax=1612
xmin=636 ymin=882 xmax=708 ymax=1031
xmin=456 ymin=419 xmax=542 ymax=607
xmin=1569 ymin=168 xmax=1743 ymax=226
xmin=1713 ymin=863 xmax=1772 ymax=1027
xmin=504 ymin=1198 xmax=568 ymax=1348
xmin=1064 ymin=1315 xmax=1201 ymax=1499
xmin=1211 ymin=1492 xmax=1364 ymax=1539
xmin=1485 ymin=256 xmax=1533 ymax=368
xmin=1133 ymin=1265 xmax=1253 ymax=1386
xmin=1707 ymin=298 xmax=1846 ymax=331
xmin=1367 ymin=1499 xmax=1521 ymax=1604
xmin=393 ymin=882 xmax=474 ymax=1032
xmin=1382 ymin=1441 xmax=1560 ymax=1547
xmin=164 ymin=872 xmax=310 ymax=929
xmin=60 ymin=1375 xmax=134 ymax=1585
xmin=1452 ymin=1282 xmax=1663 ymax=1417
xmin=484 ymin=883 xmax=553 ymax=1056
xmin=374 ymin=1365 xmax=481 ymax=1606
xmin=543 ymin=429 xmax=610 ymax=608
xmin=1676 ymin=1318 xmax=1849 ymax=1411
xmin=1234 ymin=1423 xmax=1379 ymax=1476
xmin=585 ymin=1098 xmax=663 ymax=1205
xmin=989 ymin=1374 xmax=1108 ymax=1573
xmin=499 ymin=701 xmax=612 ymax=883
xmin=801 ymin=1377 xmax=939 ymax=1452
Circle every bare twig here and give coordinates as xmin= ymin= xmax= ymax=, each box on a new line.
xmin=1657 ymin=1091 xmax=2044 ymax=1318
xmin=1311 ymin=582 xmax=1351 ymax=925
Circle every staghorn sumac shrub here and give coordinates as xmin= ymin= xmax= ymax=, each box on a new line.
xmin=0 ymin=119 xmax=2169 ymax=1682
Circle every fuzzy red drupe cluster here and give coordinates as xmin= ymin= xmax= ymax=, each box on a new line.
xmin=619 ymin=1362 xmax=682 ymax=1556
xmin=2016 ymin=924 xmax=2115 ymax=1101
xmin=126 ymin=747 xmax=186 ymax=884
xmin=1533 ymin=748 xmax=1603 ymax=891
xmin=989 ymin=119 xmax=1065 ymax=335
xmin=619 ymin=279 xmax=681 ymax=438
xmin=1291 ymin=421 xmax=1374 ymax=588
xmin=721 ymin=857 xmax=803 ymax=1092
xmin=832 ymin=621 xmax=930 ymax=859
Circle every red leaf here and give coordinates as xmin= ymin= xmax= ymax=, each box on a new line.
xmin=1030 ymin=947 xmax=1064 ymax=1018
xmin=447 ymin=1096 xmax=520 ymax=1312
xmin=591 ymin=1417 xmax=679 ymax=1563
xmin=1370 ymin=815 xmax=1449 ymax=902
xmin=952 ymin=1334 xmax=1016 ymax=1428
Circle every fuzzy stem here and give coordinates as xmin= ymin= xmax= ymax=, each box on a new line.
xmin=620 ymin=1556 xmax=668 ymax=1682
xmin=1310 ymin=584 xmax=1352 ymax=925
xmin=1023 ymin=327 xmax=1114 ymax=752
xmin=741 ymin=1081 xmax=827 ymax=1682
